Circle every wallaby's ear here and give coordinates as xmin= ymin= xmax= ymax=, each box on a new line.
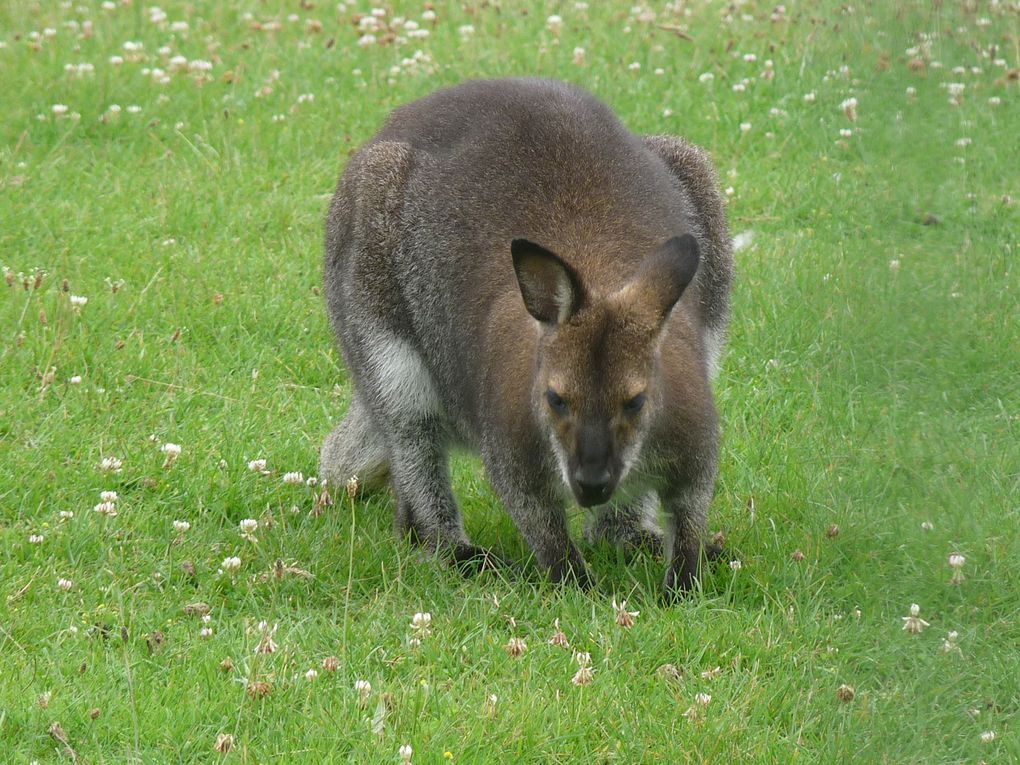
xmin=628 ymin=234 xmax=700 ymax=326
xmin=511 ymin=239 xmax=583 ymax=325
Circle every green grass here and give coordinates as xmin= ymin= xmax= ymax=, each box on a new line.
xmin=2 ymin=0 xmax=1018 ymax=762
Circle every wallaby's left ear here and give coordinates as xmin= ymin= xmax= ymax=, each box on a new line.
xmin=511 ymin=239 xmax=583 ymax=325
xmin=628 ymin=234 xmax=700 ymax=326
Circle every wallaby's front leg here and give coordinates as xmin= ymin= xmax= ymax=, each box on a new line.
xmin=662 ymin=479 xmax=716 ymax=596
xmin=485 ymin=459 xmax=592 ymax=588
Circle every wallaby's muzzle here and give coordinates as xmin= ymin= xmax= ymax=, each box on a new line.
xmin=570 ymin=422 xmax=618 ymax=507
xmin=572 ymin=467 xmax=615 ymax=507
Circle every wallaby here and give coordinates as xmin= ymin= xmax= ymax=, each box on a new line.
xmin=320 ymin=78 xmax=733 ymax=596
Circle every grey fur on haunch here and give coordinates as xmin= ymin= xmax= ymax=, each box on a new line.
xmin=320 ymin=78 xmax=734 ymax=596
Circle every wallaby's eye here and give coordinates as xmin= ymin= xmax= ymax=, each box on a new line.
xmin=545 ymin=389 xmax=569 ymax=415
xmin=623 ymin=392 xmax=646 ymax=415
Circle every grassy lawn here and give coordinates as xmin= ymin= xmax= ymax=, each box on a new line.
xmin=2 ymin=0 xmax=1018 ymax=762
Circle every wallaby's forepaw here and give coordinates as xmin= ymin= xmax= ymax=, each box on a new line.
xmin=548 ymin=547 xmax=594 ymax=590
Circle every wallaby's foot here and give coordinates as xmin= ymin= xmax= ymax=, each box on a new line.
xmin=451 ymin=544 xmax=514 ymax=576
xmin=547 ymin=545 xmax=594 ymax=590
xmin=662 ymin=542 xmax=726 ymax=599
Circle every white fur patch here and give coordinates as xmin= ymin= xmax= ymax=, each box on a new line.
xmin=703 ymin=326 xmax=726 ymax=380
xmin=366 ymin=333 xmax=440 ymax=414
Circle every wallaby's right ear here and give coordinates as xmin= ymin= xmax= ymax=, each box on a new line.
xmin=511 ymin=239 xmax=583 ymax=325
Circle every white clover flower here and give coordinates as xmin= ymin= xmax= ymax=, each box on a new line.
xmin=247 ymin=458 xmax=268 ymax=473
xmin=422 ymin=9 xmax=436 ymax=22
xmin=173 ymin=520 xmax=190 ymax=533
xmin=980 ymin=731 xmax=996 ymax=743
xmin=906 ymin=86 xmax=916 ymax=97
xmin=572 ymin=47 xmax=585 ymax=65
xmin=69 ymin=294 xmax=88 ymax=310
xmin=220 ymin=556 xmax=241 ymax=574
xmin=29 ymin=534 xmax=44 ymax=544
xmin=282 ymin=471 xmax=304 ymax=485
xmin=803 ymin=92 xmax=817 ymax=103
xmin=161 ymin=442 xmax=181 ymax=468
xmin=740 ymin=122 xmax=752 ymax=133
xmin=239 ymin=518 xmax=258 ymax=541
xmin=458 ymin=25 xmax=475 ymax=38
xmin=100 ymin=491 xmax=118 ymax=503
xmin=399 ymin=744 xmax=413 ymax=764
xmin=628 ymin=61 xmax=641 ymax=72
xmin=695 ymin=692 xmax=712 ymax=706
xmin=546 ymin=14 xmax=563 ymax=34
xmin=109 ymin=55 xmax=124 ymax=65
xmin=729 ymin=559 xmax=742 ymax=570
xmin=902 ymin=603 xmax=929 ymax=634
xmin=941 ymin=630 xmax=961 ymax=654
xmin=69 ymin=375 xmax=82 ymax=384
xmin=355 ymin=679 xmax=372 ymax=704
xmin=743 ymin=53 xmax=757 ymax=62
xmin=58 ymin=578 xmax=73 ymax=591
xmin=93 ymin=501 xmax=117 ymax=517
xmin=305 ymin=668 xmax=318 ymax=681
xmin=839 ymin=128 xmax=853 ymax=138
xmin=411 ymin=612 xmax=432 ymax=635
xmin=698 ymin=72 xmax=714 ymax=83
xmin=949 ymin=552 xmax=966 ymax=584
xmin=60 ymin=510 xmax=74 ymax=520
xmin=52 ymin=104 xmax=69 ymax=115
xmin=171 ymin=20 xmax=189 ymax=33
xmin=921 ymin=521 xmax=934 ymax=531
xmin=571 ymin=650 xmax=594 ymax=685
xmin=200 ymin=627 xmax=213 ymax=638
xmin=840 ymin=97 xmax=858 ymax=121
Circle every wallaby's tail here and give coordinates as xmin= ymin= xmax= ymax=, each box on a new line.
xmin=319 ymin=395 xmax=390 ymax=494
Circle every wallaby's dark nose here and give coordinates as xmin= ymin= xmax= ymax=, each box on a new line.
xmin=573 ymin=468 xmax=612 ymax=506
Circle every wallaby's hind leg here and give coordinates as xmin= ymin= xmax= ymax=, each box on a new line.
xmin=350 ymin=332 xmax=500 ymax=573
xmin=585 ymin=492 xmax=664 ymax=557
xmin=319 ymin=395 xmax=390 ymax=494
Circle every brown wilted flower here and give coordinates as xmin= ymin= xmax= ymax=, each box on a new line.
xmin=246 ymin=680 xmax=272 ymax=699
xmin=656 ymin=663 xmax=682 ymax=682
xmin=322 ymin=655 xmax=340 ymax=673
xmin=571 ymin=651 xmax=594 ymax=686
xmin=613 ymin=599 xmax=639 ymax=628
xmin=548 ymin=618 xmax=569 ymax=648
xmin=346 ymin=474 xmax=359 ymax=499
xmin=837 ymin=684 xmax=856 ymax=702
xmin=791 ymin=549 xmax=806 ymax=562
xmin=505 ymin=637 xmax=527 ymax=657
xmin=214 ymin=733 xmax=234 ymax=753
xmin=826 ymin=524 xmax=840 ymax=538
xmin=184 ymin=602 xmax=210 ymax=617
xmin=256 ymin=622 xmax=279 ymax=654
xmin=89 ymin=707 xmax=101 ymax=720
xmin=220 ymin=657 xmax=234 ymax=672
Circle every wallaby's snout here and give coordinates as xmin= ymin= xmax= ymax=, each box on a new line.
xmin=571 ymin=420 xmax=618 ymax=507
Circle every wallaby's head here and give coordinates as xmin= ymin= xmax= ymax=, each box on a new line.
xmin=512 ymin=234 xmax=700 ymax=507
